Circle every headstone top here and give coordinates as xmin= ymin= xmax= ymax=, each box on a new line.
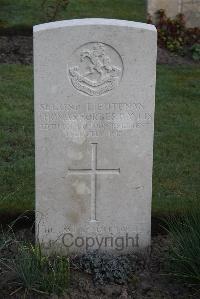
xmin=33 ymin=18 xmax=156 ymax=33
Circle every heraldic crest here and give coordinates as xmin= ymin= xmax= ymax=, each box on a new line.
xmin=69 ymin=42 xmax=123 ymax=96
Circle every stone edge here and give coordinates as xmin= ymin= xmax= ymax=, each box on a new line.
xmin=33 ymin=18 xmax=156 ymax=33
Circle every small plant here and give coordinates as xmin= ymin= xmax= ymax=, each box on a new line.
xmin=166 ymin=209 xmax=200 ymax=288
xmin=2 ymin=243 xmax=69 ymax=296
xmin=0 ymin=19 xmax=7 ymax=29
xmin=41 ymin=0 xmax=70 ymax=22
xmin=0 ymin=214 xmax=28 ymax=253
xmin=190 ymin=44 xmax=200 ymax=61
xmin=72 ymin=251 xmax=137 ymax=284
xmin=148 ymin=9 xmax=200 ymax=58
xmin=157 ymin=10 xmax=186 ymax=53
xmin=39 ymin=253 xmax=70 ymax=295
xmin=0 ymin=227 xmax=14 ymax=252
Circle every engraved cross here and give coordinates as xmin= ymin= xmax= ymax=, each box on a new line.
xmin=68 ymin=143 xmax=120 ymax=222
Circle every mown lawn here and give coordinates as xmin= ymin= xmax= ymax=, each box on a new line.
xmin=153 ymin=66 xmax=200 ymax=216
xmin=0 ymin=65 xmax=34 ymax=215
xmin=0 ymin=64 xmax=199 ymax=217
xmin=0 ymin=0 xmax=146 ymax=28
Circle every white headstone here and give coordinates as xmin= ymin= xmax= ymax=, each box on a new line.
xmin=34 ymin=19 xmax=157 ymax=254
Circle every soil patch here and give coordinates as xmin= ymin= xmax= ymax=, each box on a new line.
xmin=0 ymin=36 xmax=32 ymax=65
xmin=0 ymin=228 xmax=193 ymax=298
xmin=157 ymin=47 xmax=197 ymax=66
xmin=0 ymin=35 xmax=198 ymax=66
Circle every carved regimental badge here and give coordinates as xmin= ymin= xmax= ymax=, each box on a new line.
xmin=68 ymin=42 xmax=123 ymax=96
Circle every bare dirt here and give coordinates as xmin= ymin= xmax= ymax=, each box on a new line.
xmin=0 ymin=227 xmax=194 ymax=299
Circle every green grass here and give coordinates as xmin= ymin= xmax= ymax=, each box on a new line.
xmin=0 ymin=65 xmax=34 ymax=214
xmin=166 ymin=207 xmax=200 ymax=287
xmin=0 ymin=0 xmax=146 ymax=29
xmin=153 ymin=65 xmax=200 ymax=216
xmin=0 ymin=64 xmax=199 ymax=217
xmin=0 ymin=235 xmax=69 ymax=296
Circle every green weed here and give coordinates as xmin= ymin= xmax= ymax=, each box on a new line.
xmin=2 ymin=243 xmax=69 ymax=296
xmin=166 ymin=208 xmax=200 ymax=287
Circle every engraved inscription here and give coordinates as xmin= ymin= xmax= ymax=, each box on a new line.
xmin=68 ymin=143 xmax=120 ymax=222
xmin=68 ymin=43 xmax=123 ymax=96
xmin=38 ymin=101 xmax=153 ymax=137
xmin=63 ymin=224 xmax=129 ymax=235
xmin=39 ymin=102 xmax=153 ymax=138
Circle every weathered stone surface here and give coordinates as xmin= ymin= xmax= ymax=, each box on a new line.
xmin=182 ymin=0 xmax=200 ymax=28
xmin=148 ymin=0 xmax=200 ymax=27
xmin=148 ymin=0 xmax=180 ymax=20
xmin=34 ymin=19 xmax=157 ymax=253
